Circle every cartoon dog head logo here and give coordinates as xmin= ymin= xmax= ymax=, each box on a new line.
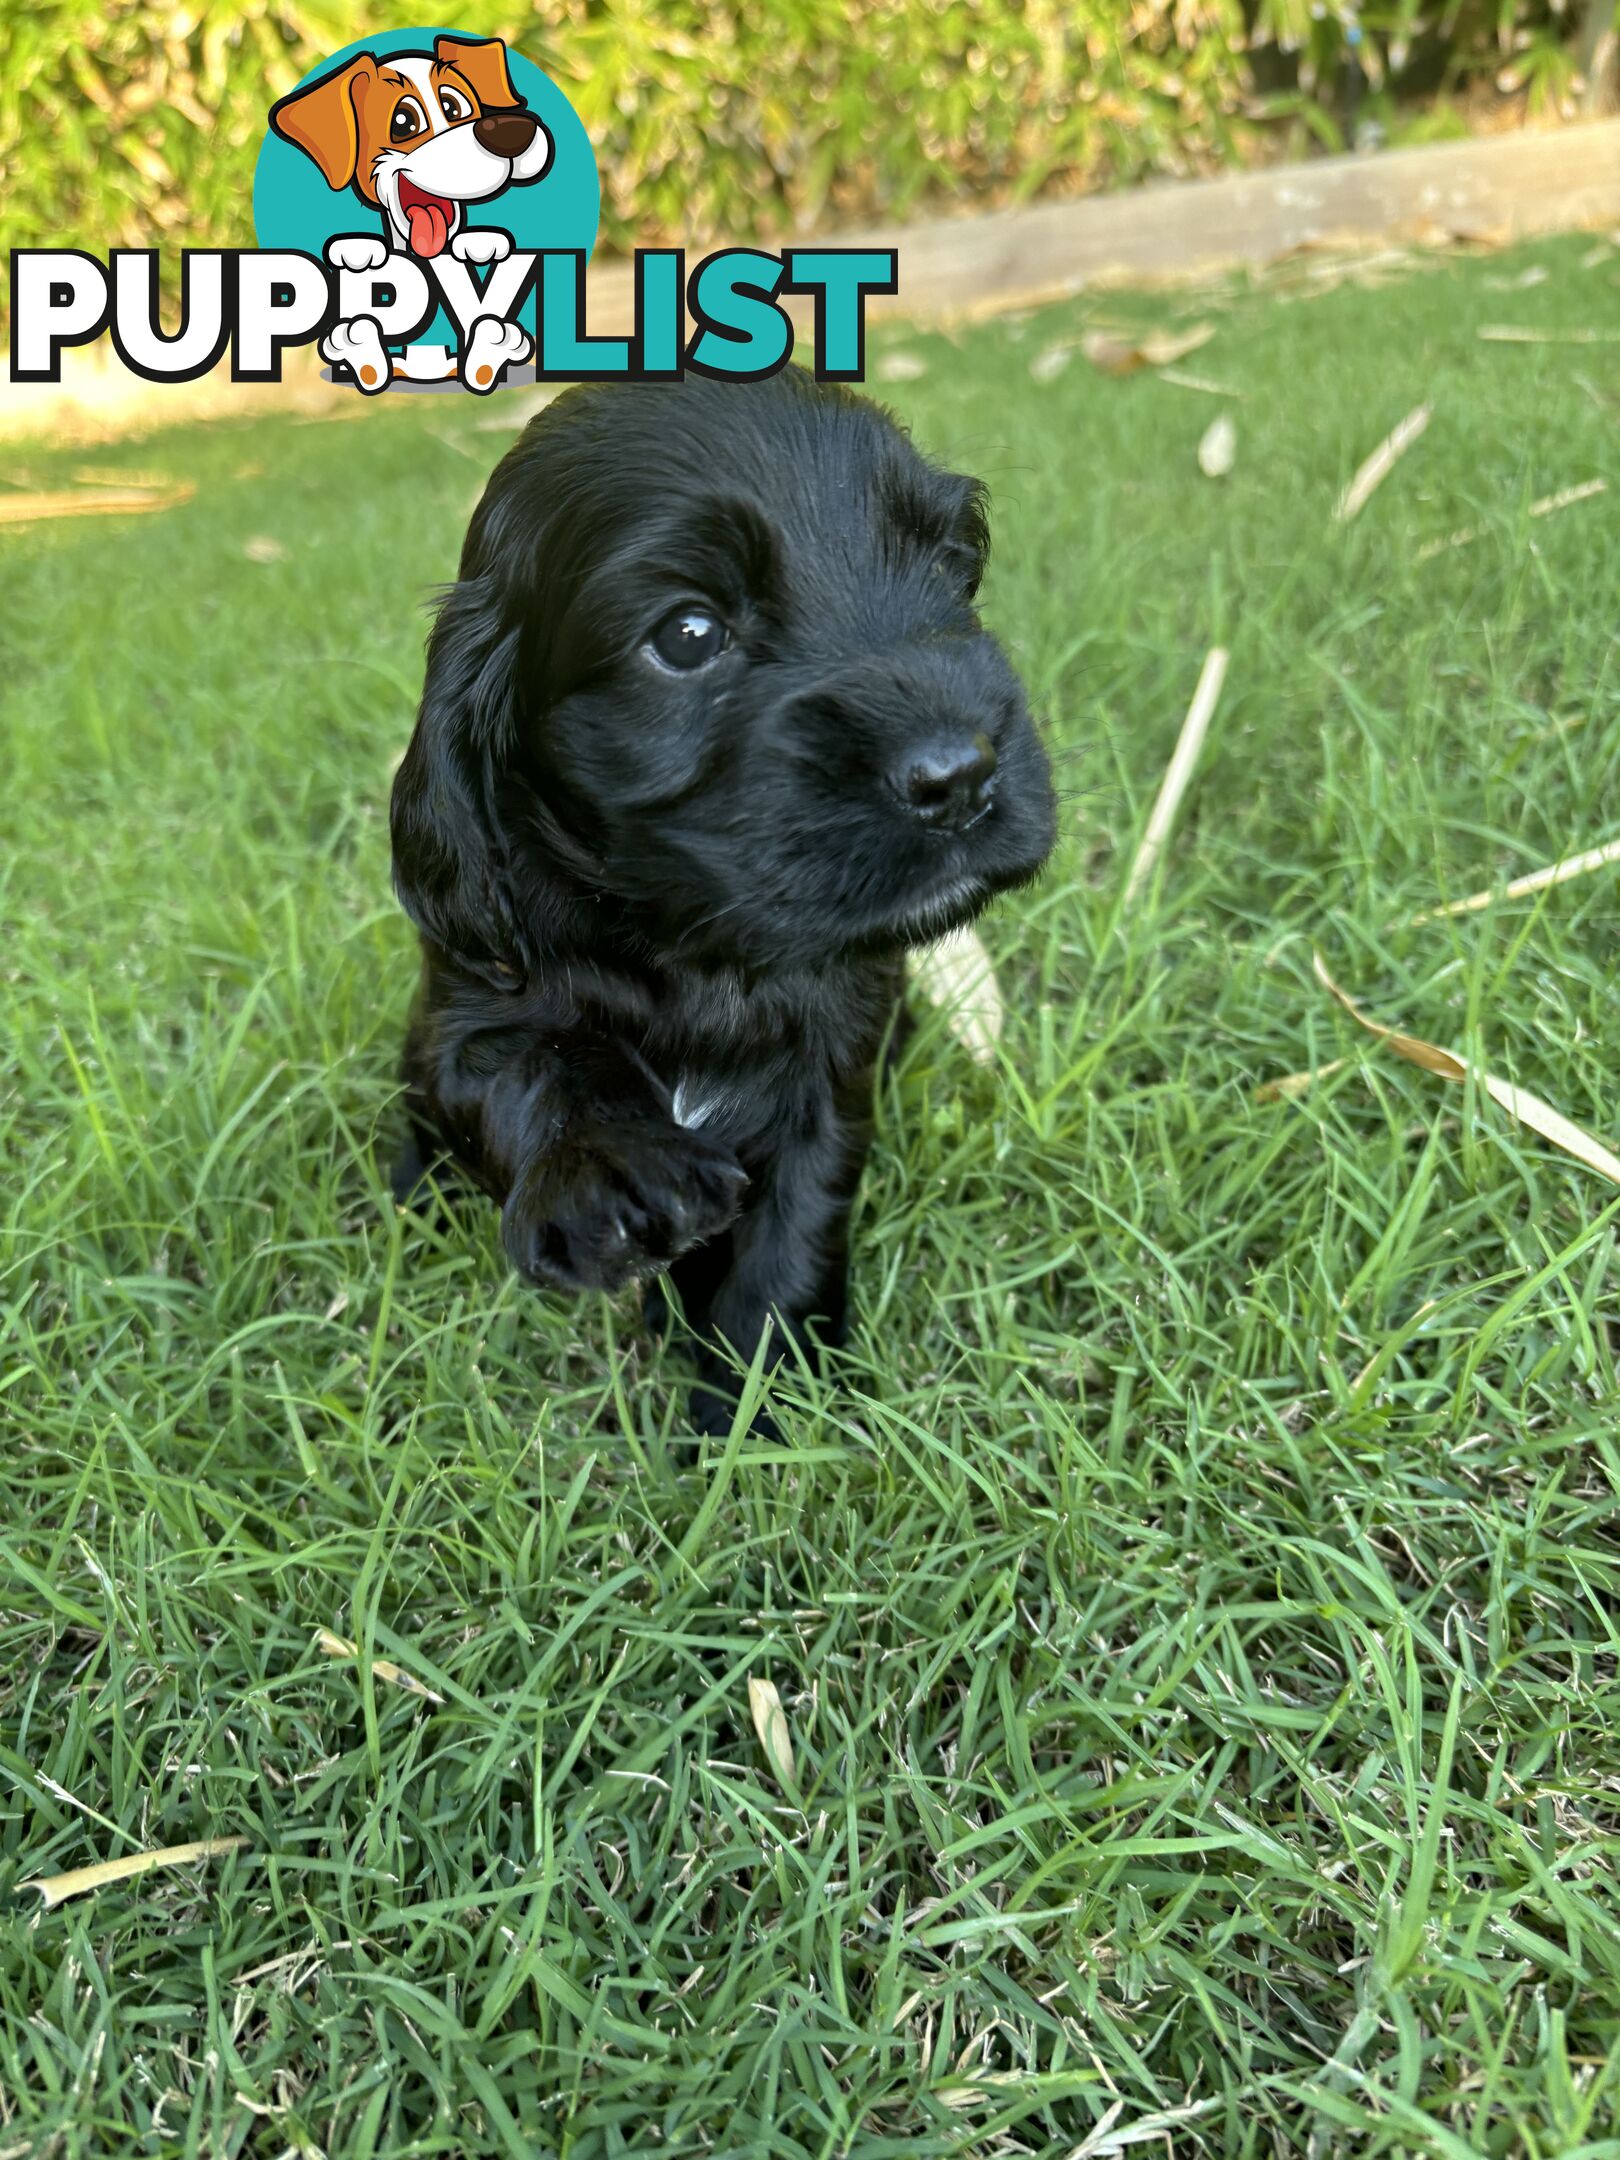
xmin=269 ymin=34 xmax=553 ymax=262
xmin=254 ymin=27 xmax=597 ymax=395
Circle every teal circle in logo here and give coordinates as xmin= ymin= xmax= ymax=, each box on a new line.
xmin=252 ymin=26 xmax=598 ymax=353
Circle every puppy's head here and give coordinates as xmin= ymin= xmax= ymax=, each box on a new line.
xmin=269 ymin=35 xmax=551 ymax=257
xmin=392 ymin=373 xmax=1056 ymax=979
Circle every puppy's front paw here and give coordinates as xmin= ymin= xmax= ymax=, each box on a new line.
xmin=325 ymin=234 xmax=390 ymax=273
xmin=450 ymin=228 xmax=513 ymax=266
xmin=461 ymin=317 xmax=531 ymax=393
xmin=502 ymin=1127 xmax=748 ymax=1294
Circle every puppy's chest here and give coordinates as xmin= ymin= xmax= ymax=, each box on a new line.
xmin=661 ymin=1049 xmax=814 ymax=1152
xmin=633 ymin=961 xmax=896 ymax=1150
xmin=651 ymin=1036 xmax=831 ymax=1156
xmin=670 ymin=1074 xmax=744 ymax=1137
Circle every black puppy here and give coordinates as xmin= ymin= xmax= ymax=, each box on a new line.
xmin=390 ymin=370 xmax=1054 ymax=1430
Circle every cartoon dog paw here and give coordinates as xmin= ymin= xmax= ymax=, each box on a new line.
xmin=321 ymin=318 xmax=390 ymax=394
xmin=450 ymin=228 xmax=513 ymax=267
xmin=324 ymin=234 xmax=390 ymax=274
xmin=461 ymin=317 xmax=531 ymax=393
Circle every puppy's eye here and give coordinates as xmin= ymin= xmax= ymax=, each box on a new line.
xmin=647 ymin=608 xmax=731 ymax=672
xmin=935 ymin=549 xmax=983 ymax=599
xmin=390 ymin=96 xmax=428 ymax=141
xmin=438 ymin=87 xmax=471 ymax=123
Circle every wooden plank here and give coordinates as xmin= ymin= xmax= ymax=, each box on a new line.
xmin=586 ymin=119 xmax=1620 ymax=331
xmin=5 ymin=120 xmax=1618 ymax=438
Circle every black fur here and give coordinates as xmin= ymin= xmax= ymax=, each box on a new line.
xmin=390 ymin=371 xmax=1055 ymax=1431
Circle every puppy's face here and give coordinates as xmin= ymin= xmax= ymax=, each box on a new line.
xmin=407 ymin=375 xmax=1056 ymax=973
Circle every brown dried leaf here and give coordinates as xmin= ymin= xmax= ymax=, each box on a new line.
xmin=1123 ymin=647 xmax=1229 ymax=905
xmin=1406 ymin=836 xmax=1620 ymax=923
xmin=1479 ymin=324 xmax=1620 ymax=345
xmin=1311 ymin=953 xmax=1620 ymax=1187
xmin=1138 ymin=324 xmax=1217 ymax=367
xmin=1254 ymin=1057 xmax=1348 ymax=1103
xmin=909 ymin=927 xmax=1004 ymax=1064
xmin=1160 ymin=368 xmax=1242 ymax=398
xmin=1198 ymin=413 xmax=1237 ymax=478
xmin=316 ymin=1627 xmax=444 ymax=1705
xmin=747 ymin=1675 xmax=799 ymax=1797
xmin=71 ymin=466 xmax=175 ymax=488
xmin=1080 ymin=323 xmax=1214 ymax=377
xmin=1029 ymin=341 xmax=1076 ymax=385
xmin=20 ymin=1837 xmax=249 ymax=1912
xmin=1333 ymin=405 xmax=1431 ymax=522
xmin=0 ymin=484 xmax=195 ymax=528
xmin=1415 ymin=478 xmax=1605 ymax=560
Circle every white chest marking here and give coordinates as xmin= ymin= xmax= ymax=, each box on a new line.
xmin=672 ymin=1080 xmax=719 ymax=1130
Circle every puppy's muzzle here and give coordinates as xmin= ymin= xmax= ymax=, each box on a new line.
xmin=474 ymin=108 xmax=541 ymax=158
xmin=893 ymin=730 xmax=997 ymax=832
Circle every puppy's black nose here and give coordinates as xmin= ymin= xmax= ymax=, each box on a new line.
xmin=474 ymin=109 xmax=539 ymax=156
xmin=894 ymin=732 xmax=997 ymax=830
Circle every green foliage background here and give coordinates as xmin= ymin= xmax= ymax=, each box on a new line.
xmin=0 ymin=1 xmax=1606 ymax=266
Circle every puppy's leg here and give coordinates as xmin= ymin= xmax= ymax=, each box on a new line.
xmin=671 ymin=1123 xmax=865 ymax=1436
xmin=428 ymin=1030 xmax=748 ymax=1294
xmin=391 ymin=1125 xmax=434 ymax=1205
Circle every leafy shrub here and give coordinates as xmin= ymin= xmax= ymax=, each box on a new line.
xmin=0 ymin=0 xmax=1607 ymax=271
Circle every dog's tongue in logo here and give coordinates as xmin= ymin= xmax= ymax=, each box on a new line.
xmin=398 ymin=177 xmax=454 ymax=259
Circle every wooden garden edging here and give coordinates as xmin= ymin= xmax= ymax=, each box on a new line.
xmin=5 ymin=119 xmax=1619 ymax=439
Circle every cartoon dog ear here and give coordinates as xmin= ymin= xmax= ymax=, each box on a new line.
xmin=390 ymin=575 xmax=531 ymax=988
xmin=435 ymin=33 xmax=521 ymax=110
xmin=269 ymin=54 xmax=377 ymax=190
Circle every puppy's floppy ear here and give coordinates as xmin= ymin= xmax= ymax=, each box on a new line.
xmin=390 ymin=576 xmax=529 ymax=989
xmin=435 ymin=33 xmax=521 ymax=109
xmin=269 ymin=55 xmax=377 ymax=190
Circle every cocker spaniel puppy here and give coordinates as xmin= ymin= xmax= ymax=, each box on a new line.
xmin=390 ymin=370 xmax=1055 ymax=1430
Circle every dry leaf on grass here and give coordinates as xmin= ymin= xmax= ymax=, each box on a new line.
xmin=1406 ymin=836 xmax=1620 ymax=924
xmin=1484 ymin=264 xmax=1550 ymax=291
xmin=1123 ymin=646 xmax=1229 ymax=905
xmin=1029 ymin=342 xmax=1076 ymax=385
xmin=0 ymin=483 xmax=195 ymax=528
xmin=1198 ymin=414 xmax=1237 ymax=478
xmin=747 ymin=1676 xmax=799 ymax=1797
xmin=316 ymin=1627 xmax=444 ymax=1705
xmin=909 ymin=926 xmax=1004 ymax=1064
xmin=71 ymin=466 xmax=176 ymax=489
xmin=1307 ymin=952 xmax=1620 ymax=1188
xmin=1161 ymin=369 xmax=1242 ymax=397
xmin=20 ymin=1837 xmax=249 ymax=1912
xmin=1254 ymin=1057 xmax=1348 ymax=1103
xmin=876 ymin=351 xmax=927 ymax=382
xmin=1478 ymin=324 xmax=1620 ymax=345
xmin=1333 ymin=404 xmax=1431 ymax=522
xmin=1415 ymin=478 xmax=1606 ymax=561
xmin=243 ymin=535 xmax=287 ymax=564
xmin=1080 ymin=323 xmax=1215 ymax=377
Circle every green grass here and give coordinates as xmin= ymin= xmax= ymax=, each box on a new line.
xmin=4 ymin=231 xmax=1620 ymax=2158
